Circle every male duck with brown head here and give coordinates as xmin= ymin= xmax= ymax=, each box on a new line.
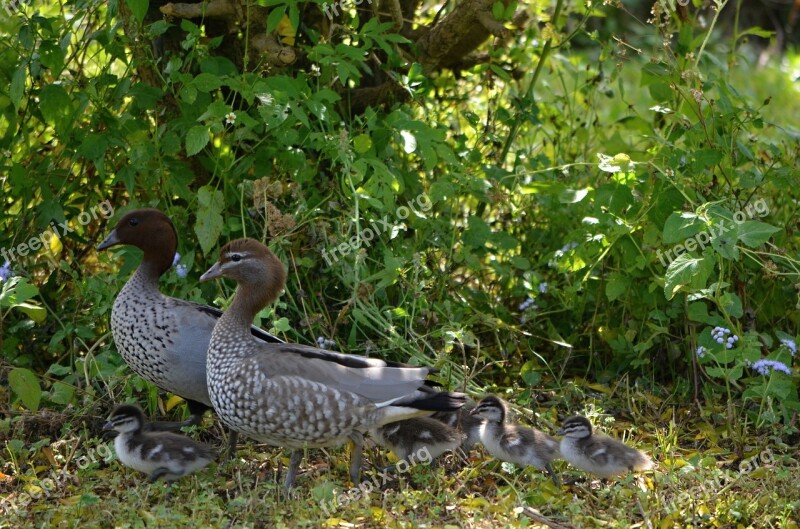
xmin=200 ymin=238 xmax=466 ymax=490
xmin=97 ymin=209 xmax=284 ymax=454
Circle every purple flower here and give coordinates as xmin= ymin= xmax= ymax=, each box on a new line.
xmin=538 ymin=282 xmax=548 ymax=294
xmin=712 ymin=327 xmax=738 ymax=348
xmin=780 ymin=338 xmax=797 ymax=356
xmin=173 ymin=252 xmax=181 ymax=266
xmin=175 ymin=264 xmax=188 ymax=278
xmin=519 ymin=297 xmax=538 ymax=311
xmin=0 ymin=260 xmax=11 ymax=282
xmin=695 ymin=346 xmax=707 ymax=358
xmin=751 ymin=359 xmax=791 ymax=376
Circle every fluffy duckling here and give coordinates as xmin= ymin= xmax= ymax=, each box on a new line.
xmin=104 ymin=404 xmax=215 ymax=483
xmin=470 ymin=396 xmax=561 ymax=486
xmin=431 ymin=399 xmax=482 ymax=453
xmin=371 ymin=417 xmax=464 ymax=468
xmin=557 ymin=415 xmax=653 ymax=479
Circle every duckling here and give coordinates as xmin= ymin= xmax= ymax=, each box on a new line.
xmin=371 ymin=417 xmax=464 ymax=469
xmin=104 ymin=404 xmax=215 ymax=483
xmin=431 ymin=399 xmax=482 ymax=453
xmin=557 ymin=415 xmax=653 ymax=479
xmin=470 ymin=396 xmax=561 ymax=486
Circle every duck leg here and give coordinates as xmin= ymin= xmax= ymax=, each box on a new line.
xmin=142 ymin=399 xmax=209 ymax=432
xmin=348 ymin=432 xmax=364 ymax=484
xmin=148 ymin=467 xmax=172 ymax=483
xmin=284 ymin=449 xmax=304 ymax=491
xmin=545 ymin=463 xmax=561 ymax=487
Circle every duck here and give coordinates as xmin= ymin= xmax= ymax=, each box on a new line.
xmin=557 ymin=415 xmax=654 ymax=480
xmin=470 ymin=396 xmax=561 ymax=486
xmin=97 ymin=209 xmax=285 ymax=455
xmin=371 ymin=416 xmax=464 ymax=469
xmin=199 ymin=238 xmax=466 ymax=490
xmin=103 ymin=404 xmax=215 ymax=483
xmin=431 ymin=399 xmax=482 ymax=453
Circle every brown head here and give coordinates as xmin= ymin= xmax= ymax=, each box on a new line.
xmin=200 ymin=238 xmax=286 ymax=313
xmin=97 ymin=209 xmax=178 ymax=276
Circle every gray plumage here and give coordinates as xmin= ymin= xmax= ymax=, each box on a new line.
xmin=104 ymin=404 xmax=215 ymax=483
xmin=471 ymin=396 xmax=561 ymax=486
xmin=97 ymin=209 xmax=283 ymax=439
xmin=557 ymin=415 xmax=654 ymax=479
xmin=200 ymin=238 xmax=465 ymax=489
xmin=372 ymin=416 xmax=464 ymax=463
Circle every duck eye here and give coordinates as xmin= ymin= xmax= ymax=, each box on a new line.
xmin=231 ymin=254 xmax=242 ymax=262
xmin=128 ymin=218 xmax=139 ymax=227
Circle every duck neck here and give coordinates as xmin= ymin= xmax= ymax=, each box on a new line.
xmin=136 ymin=255 xmax=167 ymax=284
xmin=218 ymin=279 xmax=273 ymax=339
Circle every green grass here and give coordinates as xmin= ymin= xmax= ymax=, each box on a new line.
xmin=3 ymin=387 xmax=799 ymax=529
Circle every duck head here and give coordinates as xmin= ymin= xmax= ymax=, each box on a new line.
xmin=104 ymin=404 xmax=147 ymax=434
xmin=557 ymin=415 xmax=593 ymax=438
xmin=200 ymin=238 xmax=286 ymax=311
xmin=97 ymin=209 xmax=178 ymax=276
xmin=469 ymin=395 xmax=507 ymax=424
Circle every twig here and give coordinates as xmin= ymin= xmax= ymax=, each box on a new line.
xmin=519 ymin=506 xmax=573 ymax=529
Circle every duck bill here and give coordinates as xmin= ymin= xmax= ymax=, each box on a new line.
xmin=102 ymin=421 xmax=115 ymax=431
xmin=468 ymin=408 xmax=480 ymax=416
xmin=556 ymin=428 xmax=566 ymax=436
xmin=97 ymin=230 xmax=120 ymax=251
xmin=199 ymin=262 xmax=224 ymax=282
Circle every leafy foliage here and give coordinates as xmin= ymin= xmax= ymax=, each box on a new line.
xmin=1 ymin=0 xmax=800 ymax=526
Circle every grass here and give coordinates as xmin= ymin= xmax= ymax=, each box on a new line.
xmin=3 ymin=383 xmax=799 ymax=529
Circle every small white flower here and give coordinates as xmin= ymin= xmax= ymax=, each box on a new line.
xmin=176 ymin=264 xmax=188 ymax=278
xmin=225 ymin=112 xmax=237 ymax=125
xmin=172 ymin=252 xmax=181 ymax=266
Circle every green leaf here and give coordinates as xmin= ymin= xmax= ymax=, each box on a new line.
xmin=693 ymin=149 xmax=724 ymax=168
xmin=353 ymin=134 xmax=372 ymax=154
xmin=126 ymin=0 xmax=149 ymax=25
xmin=194 ymin=186 xmax=224 ymax=255
xmin=736 ymin=221 xmax=780 ymax=247
xmin=719 ymin=292 xmax=743 ymax=318
xmin=10 ymin=66 xmax=26 ymax=110
xmin=662 ymin=211 xmax=705 ymax=244
xmin=664 ymin=253 xmax=714 ymax=300
xmin=14 ymin=302 xmax=46 ymax=323
xmin=687 ymin=302 xmax=719 ymax=325
xmin=267 ymin=6 xmax=286 ymax=33
xmin=9 ymin=368 xmax=41 ymax=412
xmin=462 ymin=216 xmax=491 ymax=248
xmin=605 ymin=273 xmax=631 ymax=302
xmin=39 ymin=84 xmax=73 ymax=133
xmin=49 ymin=382 xmax=74 ymax=405
xmin=192 ymin=73 xmax=223 ymax=92
xmin=492 ymin=1 xmax=504 ymax=21
xmin=186 ymin=126 xmax=209 ymax=156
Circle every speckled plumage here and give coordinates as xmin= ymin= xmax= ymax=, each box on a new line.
xmin=104 ymin=404 xmax=215 ymax=483
xmin=201 ymin=238 xmax=466 ymax=487
xmin=557 ymin=415 xmax=653 ymax=479
xmin=372 ymin=416 xmax=464 ymax=462
xmin=471 ymin=396 xmax=561 ymax=485
xmin=98 ymin=209 xmax=284 ymax=421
